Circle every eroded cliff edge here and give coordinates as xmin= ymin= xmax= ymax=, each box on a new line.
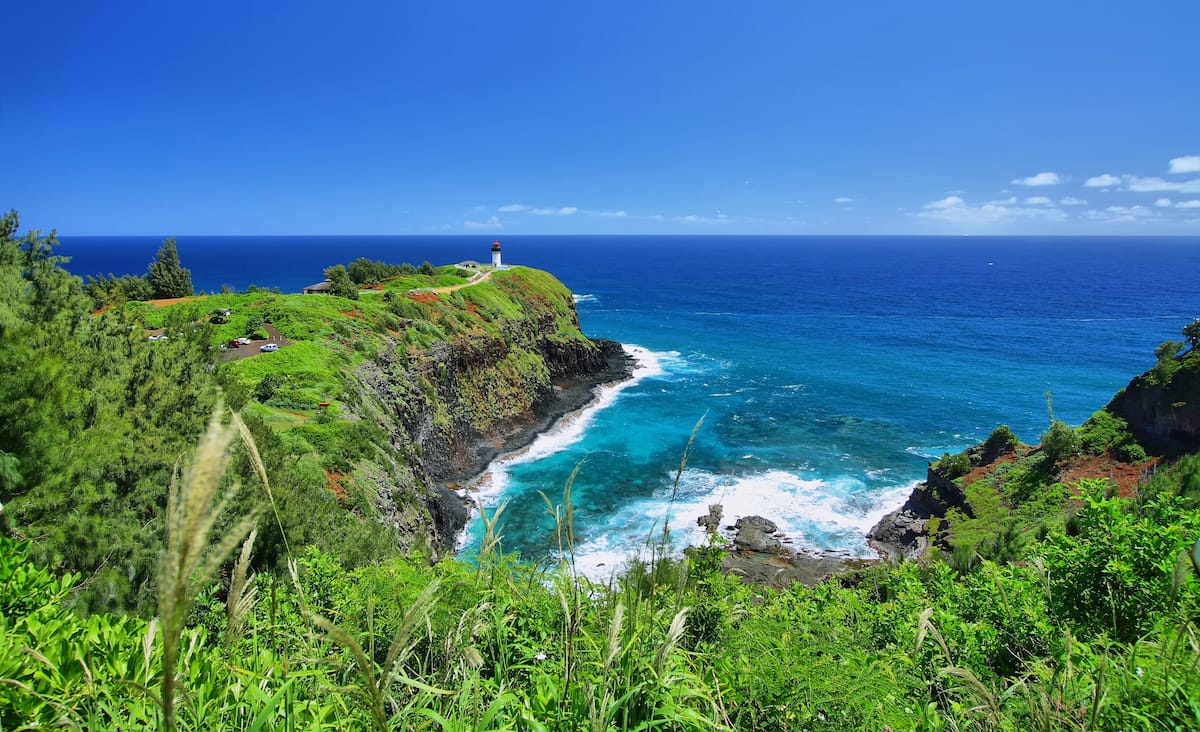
xmin=337 ymin=269 xmax=633 ymax=554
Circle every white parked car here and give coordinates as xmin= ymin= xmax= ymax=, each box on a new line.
xmin=259 ymin=343 xmax=280 ymax=352
xmin=237 ymin=337 xmax=252 ymax=345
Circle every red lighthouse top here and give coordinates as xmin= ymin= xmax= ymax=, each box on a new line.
xmin=491 ymin=241 xmax=501 ymax=251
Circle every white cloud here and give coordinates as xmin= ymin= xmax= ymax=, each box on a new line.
xmin=917 ymin=195 xmax=1067 ymax=224
xmin=1060 ymin=197 xmax=1088 ymax=206
xmin=1084 ymin=173 xmax=1122 ymax=188
xmin=1012 ymin=171 xmax=1062 ymax=186
xmin=1178 ymin=200 xmax=1200 ymax=209
xmin=925 ymin=196 xmax=965 ymax=210
xmin=672 ymin=212 xmax=735 ymax=224
xmin=1126 ymin=176 xmax=1200 ymax=194
xmin=1154 ymin=198 xmax=1173 ymax=207
xmin=1025 ymin=196 xmax=1052 ymax=205
xmin=530 ymin=206 xmax=578 ymax=216
xmin=464 ymin=216 xmax=502 ymax=229
xmin=597 ymin=210 xmax=627 ymax=217
xmin=987 ymin=197 xmax=1018 ymax=205
xmin=1084 ymin=205 xmax=1157 ymax=223
xmin=833 ymin=196 xmax=854 ymax=204
xmin=1107 ymin=205 xmax=1154 ymax=216
xmin=1169 ymin=155 xmax=1200 ymax=174
xmin=497 ymin=204 xmax=529 ymax=213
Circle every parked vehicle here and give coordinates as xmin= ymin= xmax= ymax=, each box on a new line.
xmin=237 ymin=337 xmax=252 ymax=345
xmin=259 ymin=343 xmax=279 ymax=352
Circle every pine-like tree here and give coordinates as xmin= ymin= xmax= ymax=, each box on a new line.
xmin=148 ymin=238 xmax=193 ymax=298
xmin=323 ymin=264 xmax=358 ymax=299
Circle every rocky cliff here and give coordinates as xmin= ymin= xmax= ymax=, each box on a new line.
xmin=867 ymin=342 xmax=1199 ymax=561
xmin=340 ymin=270 xmax=633 ymax=553
xmin=1107 ymin=349 xmax=1200 ymax=454
xmin=867 ymin=454 xmax=973 ymax=561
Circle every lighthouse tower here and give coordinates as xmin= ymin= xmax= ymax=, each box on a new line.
xmin=491 ymin=240 xmax=502 ymax=268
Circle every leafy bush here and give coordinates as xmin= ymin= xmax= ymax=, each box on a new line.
xmin=937 ymin=451 xmax=973 ymax=479
xmin=1039 ymin=419 xmax=1079 ymax=463
xmin=983 ymin=423 xmax=1020 ymax=454
xmin=1150 ymin=340 xmax=1184 ymax=384
xmin=1117 ymin=441 xmax=1148 ymax=463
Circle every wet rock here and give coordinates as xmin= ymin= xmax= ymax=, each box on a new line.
xmin=696 ymin=504 xmax=724 ymax=533
xmin=733 ymin=515 xmax=782 ymax=552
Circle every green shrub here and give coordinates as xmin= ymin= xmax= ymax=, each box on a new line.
xmin=1117 ymin=441 xmax=1148 ymax=463
xmin=937 ymin=451 xmax=973 ymax=479
xmin=984 ymin=424 xmax=1020 ymax=453
xmin=1039 ymin=419 xmax=1079 ymax=463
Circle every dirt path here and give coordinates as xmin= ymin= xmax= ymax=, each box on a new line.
xmin=423 ymin=269 xmax=494 ymax=294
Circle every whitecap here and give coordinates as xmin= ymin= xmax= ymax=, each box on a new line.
xmin=572 ymin=293 xmax=597 ymax=303
xmin=562 ymin=467 xmax=920 ymax=582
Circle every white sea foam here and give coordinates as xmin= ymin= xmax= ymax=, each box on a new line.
xmin=572 ymin=293 xmax=597 ymax=304
xmin=564 ymin=467 xmax=919 ymax=583
xmin=460 ymin=344 xmax=674 ymax=540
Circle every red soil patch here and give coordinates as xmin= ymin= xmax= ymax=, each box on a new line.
xmin=959 ymin=444 xmax=1153 ymax=500
xmin=407 ymin=293 xmax=439 ymax=304
xmin=465 ymin=302 xmax=480 ymax=318
xmin=341 ymin=308 xmax=364 ymax=320
xmin=144 ymin=296 xmax=202 ymax=307
xmin=324 ymin=470 xmax=348 ymax=500
xmin=1058 ymin=453 xmax=1156 ymax=498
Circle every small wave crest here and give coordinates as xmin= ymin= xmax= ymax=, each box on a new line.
xmin=572 ymin=293 xmax=597 ymax=304
xmin=463 ymin=344 xmax=673 ymax=506
xmin=565 ymin=468 xmax=918 ymax=582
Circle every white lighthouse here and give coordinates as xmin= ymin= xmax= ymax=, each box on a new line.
xmin=491 ymin=240 xmax=502 ymax=268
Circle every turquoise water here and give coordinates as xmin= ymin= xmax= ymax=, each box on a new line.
xmin=452 ymin=236 xmax=1200 ymax=577
xmin=58 ymin=234 xmax=1200 ymax=577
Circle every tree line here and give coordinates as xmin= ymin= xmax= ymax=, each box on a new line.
xmin=84 ymin=238 xmax=194 ymax=308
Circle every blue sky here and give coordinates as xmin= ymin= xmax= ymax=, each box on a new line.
xmin=4 ymin=1 xmax=1198 ymax=236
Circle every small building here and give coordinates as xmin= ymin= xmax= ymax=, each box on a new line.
xmin=303 ymin=280 xmax=332 ymax=294
xmin=491 ymin=240 xmax=502 ymax=268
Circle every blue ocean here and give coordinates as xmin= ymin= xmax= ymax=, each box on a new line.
xmin=60 ymin=235 xmax=1200 ymax=576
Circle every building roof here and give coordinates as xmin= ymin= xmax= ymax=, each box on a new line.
xmin=303 ymin=281 xmax=332 ymax=292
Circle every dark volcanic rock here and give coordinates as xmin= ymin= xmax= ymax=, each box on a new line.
xmin=696 ymin=504 xmax=724 ymax=534
xmin=699 ymin=509 xmax=878 ymax=588
xmin=350 ymin=292 xmax=634 ymax=555
xmin=1108 ymin=356 xmax=1200 ymax=454
xmin=733 ymin=515 xmax=782 ymax=552
xmin=866 ymin=460 xmax=969 ymax=561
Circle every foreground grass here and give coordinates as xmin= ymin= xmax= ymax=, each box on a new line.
xmin=4 ymin=414 xmax=1200 ymax=730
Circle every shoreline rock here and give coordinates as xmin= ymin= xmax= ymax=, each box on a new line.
xmin=700 ymin=505 xmax=881 ymax=588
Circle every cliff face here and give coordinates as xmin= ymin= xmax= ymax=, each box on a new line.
xmin=868 ymin=456 xmax=973 ymax=561
xmin=343 ymin=272 xmax=633 ymax=553
xmin=1107 ymin=353 xmax=1200 ymax=454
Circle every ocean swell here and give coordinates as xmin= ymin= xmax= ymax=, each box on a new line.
xmin=458 ymin=344 xmax=672 ymax=548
